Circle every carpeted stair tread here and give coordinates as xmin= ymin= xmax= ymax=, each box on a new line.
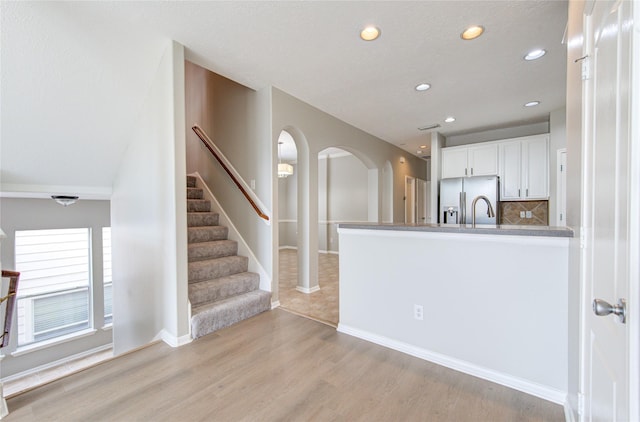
xmin=188 ymin=226 xmax=228 ymax=243
xmin=191 ymin=290 xmax=271 ymax=338
xmin=187 ymin=212 xmax=219 ymax=228
xmin=189 ymin=272 xmax=260 ymax=307
xmin=187 ymin=176 xmax=197 ymax=187
xmin=189 ymin=239 xmax=238 ymax=262
xmin=187 ymin=199 xmax=211 ymax=212
xmin=189 ymin=255 xmax=248 ymax=283
xmin=187 ymin=187 xmax=204 ymax=199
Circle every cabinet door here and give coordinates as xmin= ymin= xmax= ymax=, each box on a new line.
xmin=499 ymin=141 xmax=522 ymax=200
xmin=441 ymin=148 xmax=468 ymax=178
xmin=468 ymin=143 xmax=498 ymax=176
xmin=523 ymin=136 xmax=549 ymax=199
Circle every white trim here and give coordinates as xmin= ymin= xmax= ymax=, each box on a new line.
xmin=337 ymin=323 xmax=567 ymax=405
xmin=0 ymin=184 xmax=111 ymax=200
xmin=318 ymin=249 xmax=339 ymax=255
xmin=11 ymin=329 xmax=98 ymax=357
xmin=271 ymin=300 xmax=281 ymax=309
xmin=278 ymin=219 xmax=297 ymax=223
xmin=191 ymin=172 xmax=272 ymax=292
xmin=564 ymin=400 xmax=577 ymax=422
xmin=2 ymin=343 xmax=112 ymax=383
xmin=296 ymin=286 xmax=320 ymax=294
xmin=279 ymin=245 xmax=297 ymax=250
xmin=159 ymin=330 xmax=192 ymax=348
xmin=278 ymin=219 xmax=370 ymax=225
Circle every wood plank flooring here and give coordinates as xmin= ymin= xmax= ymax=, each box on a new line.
xmin=5 ymin=310 xmax=564 ymax=421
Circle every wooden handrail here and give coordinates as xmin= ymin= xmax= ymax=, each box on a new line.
xmin=191 ymin=125 xmax=270 ymax=222
xmin=1 ymin=270 xmax=20 ymax=348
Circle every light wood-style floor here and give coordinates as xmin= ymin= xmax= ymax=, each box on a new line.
xmin=5 ymin=310 xmax=563 ymax=421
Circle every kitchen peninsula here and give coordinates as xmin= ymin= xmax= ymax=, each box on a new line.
xmin=337 ymin=223 xmax=572 ymax=405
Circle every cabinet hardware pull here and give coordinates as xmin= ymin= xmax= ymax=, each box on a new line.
xmin=526 ymin=188 xmax=529 ymax=197
xmin=471 ymin=168 xmax=474 ymax=175
xmin=465 ymin=168 xmax=467 ymax=176
xmin=518 ymin=189 xmax=521 ymax=197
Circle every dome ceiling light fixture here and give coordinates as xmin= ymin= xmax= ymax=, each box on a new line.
xmin=52 ymin=195 xmax=79 ymax=206
xmin=524 ymin=100 xmax=541 ymax=107
xmin=461 ymin=25 xmax=484 ymax=40
xmin=415 ymin=83 xmax=431 ymax=92
xmin=444 ymin=116 xmax=456 ymax=123
xmin=360 ymin=26 xmax=381 ymax=41
xmin=524 ymin=49 xmax=547 ymax=61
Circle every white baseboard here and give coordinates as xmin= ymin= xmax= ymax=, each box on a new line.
xmin=279 ymin=246 xmax=297 ymax=250
xmin=0 ymin=343 xmax=113 ymax=383
xmin=159 ymin=330 xmax=192 ymax=348
xmin=271 ymin=300 xmax=281 ymax=309
xmin=337 ymin=323 xmax=567 ymax=406
xmin=296 ymin=285 xmax=320 ymax=294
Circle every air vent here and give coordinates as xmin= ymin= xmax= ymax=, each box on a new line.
xmin=418 ymin=123 xmax=441 ymax=131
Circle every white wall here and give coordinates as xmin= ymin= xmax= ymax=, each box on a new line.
xmin=338 ymin=228 xmax=569 ymax=403
xmin=111 ymin=41 xmax=189 ymax=355
xmin=0 ymin=199 xmax=112 ymax=377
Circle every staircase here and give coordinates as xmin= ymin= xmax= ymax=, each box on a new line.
xmin=187 ymin=175 xmax=271 ymax=339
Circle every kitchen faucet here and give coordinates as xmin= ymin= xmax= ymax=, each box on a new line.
xmin=471 ymin=195 xmax=495 ymax=226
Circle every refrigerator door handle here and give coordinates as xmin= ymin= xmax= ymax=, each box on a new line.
xmin=460 ymin=191 xmax=466 ymax=224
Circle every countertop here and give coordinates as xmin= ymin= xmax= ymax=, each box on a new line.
xmin=337 ymin=222 xmax=574 ymax=238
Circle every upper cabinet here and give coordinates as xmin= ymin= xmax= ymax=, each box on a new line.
xmin=441 ymin=143 xmax=498 ymax=178
xmin=499 ymin=135 xmax=549 ymax=200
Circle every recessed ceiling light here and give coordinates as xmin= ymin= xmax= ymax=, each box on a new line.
xmin=420 ymin=145 xmax=427 ymax=149
xmin=524 ymin=101 xmax=540 ymax=107
xmin=416 ymin=150 xmax=423 ymax=154
xmin=524 ymin=49 xmax=546 ymax=61
xmin=444 ymin=116 xmax=456 ymax=123
xmin=360 ymin=26 xmax=381 ymax=41
xmin=461 ymin=25 xmax=484 ymax=40
xmin=415 ymin=83 xmax=431 ymax=91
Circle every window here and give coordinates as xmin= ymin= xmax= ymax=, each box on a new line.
xmin=102 ymin=227 xmax=112 ymax=325
xmin=15 ymin=228 xmax=91 ymax=346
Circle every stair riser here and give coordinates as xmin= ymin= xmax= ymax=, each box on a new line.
xmin=189 ymin=273 xmax=260 ymax=307
xmin=191 ymin=291 xmax=271 ymax=339
xmin=189 ymin=241 xmax=237 ymax=262
xmin=188 ymin=213 xmax=219 ymax=227
xmin=187 ymin=188 xmax=204 ymax=199
xmin=189 ymin=256 xmax=248 ymax=282
xmin=188 ymin=227 xmax=228 ymax=243
xmin=187 ymin=200 xmax=211 ymax=212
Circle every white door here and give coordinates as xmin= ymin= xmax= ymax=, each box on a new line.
xmin=557 ymin=149 xmax=567 ymax=226
xmin=415 ymin=178 xmax=428 ymax=223
xmin=405 ymin=176 xmax=415 ymax=223
xmin=582 ymin=1 xmax=635 ymax=420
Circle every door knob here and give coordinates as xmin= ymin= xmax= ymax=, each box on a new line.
xmin=593 ymin=298 xmax=626 ymax=323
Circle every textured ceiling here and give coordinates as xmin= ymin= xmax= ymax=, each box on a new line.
xmin=1 ymin=1 xmax=567 ymax=194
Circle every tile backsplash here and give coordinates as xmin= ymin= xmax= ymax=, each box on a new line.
xmin=499 ymin=201 xmax=548 ymax=226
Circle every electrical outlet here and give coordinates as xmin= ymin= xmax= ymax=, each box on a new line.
xmin=526 ymin=211 xmax=532 ymax=218
xmin=414 ymin=304 xmax=424 ymax=320
xmin=520 ymin=211 xmax=525 ymax=218
xmin=250 ymin=179 xmax=256 ymax=190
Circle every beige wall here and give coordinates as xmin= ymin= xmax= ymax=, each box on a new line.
xmin=184 ymin=60 xmax=273 ymax=286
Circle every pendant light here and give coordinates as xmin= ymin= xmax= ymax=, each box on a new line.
xmin=278 ymin=141 xmax=293 ymax=178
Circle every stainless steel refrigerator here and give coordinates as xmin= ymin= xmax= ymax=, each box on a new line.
xmin=439 ymin=176 xmax=500 ymax=224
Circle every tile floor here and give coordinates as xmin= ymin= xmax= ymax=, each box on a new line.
xmin=278 ymin=248 xmax=339 ymax=326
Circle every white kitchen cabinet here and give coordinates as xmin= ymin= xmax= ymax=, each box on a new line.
xmin=499 ymin=135 xmax=549 ymax=200
xmin=441 ymin=143 xmax=498 ymax=178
